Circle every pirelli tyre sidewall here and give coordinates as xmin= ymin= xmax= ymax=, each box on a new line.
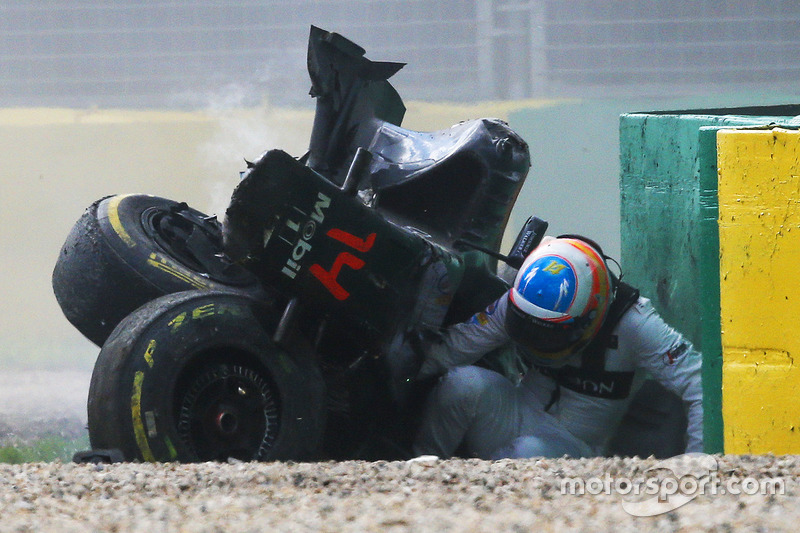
xmin=88 ymin=290 xmax=325 ymax=463
xmin=52 ymin=194 xmax=264 ymax=346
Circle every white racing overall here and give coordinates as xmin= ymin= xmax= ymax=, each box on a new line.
xmin=413 ymin=291 xmax=703 ymax=458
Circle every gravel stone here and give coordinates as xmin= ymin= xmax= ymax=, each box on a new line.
xmin=1 ymin=371 xmax=798 ymax=531
xmin=0 ymin=456 xmax=796 ymax=531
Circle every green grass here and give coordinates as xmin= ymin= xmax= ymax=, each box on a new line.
xmin=0 ymin=434 xmax=90 ymax=464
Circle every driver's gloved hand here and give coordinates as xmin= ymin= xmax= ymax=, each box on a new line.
xmin=407 ymin=327 xmax=449 ymax=380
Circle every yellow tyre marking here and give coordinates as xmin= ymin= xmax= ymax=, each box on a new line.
xmin=168 ymin=312 xmax=187 ymax=333
xmin=217 ymin=303 xmax=243 ymax=317
xmin=164 ymin=436 xmax=178 ymax=461
xmin=107 ymin=194 xmax=137 ymax=248
xmin=144 ymin=339 xmax=156 ymax=368
xmin=146 ymin=253 xmax=210 ymax=289
xmin=192 ymin=303 xmax=215 ymax=320
xmin=131 ymin=371 xmax=156 ymax=462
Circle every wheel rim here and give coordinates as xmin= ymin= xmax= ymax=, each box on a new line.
xmin=141 ymin=203 xmax=255 ymax=286
xmin=177 ymin=362 xmax=281 ymax=461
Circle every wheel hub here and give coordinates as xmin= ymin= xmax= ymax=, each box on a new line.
xmin=177 ymin=363 xmax=280 ymax=461
xmin=215 ymin=410 xmax=239 ymax=434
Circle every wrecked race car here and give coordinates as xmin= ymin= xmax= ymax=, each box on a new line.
xmin=52 ymin=26 xmax=538 ymax=462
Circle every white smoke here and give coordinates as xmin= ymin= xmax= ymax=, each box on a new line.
xmin=194 ymin=80 xmax=314 ymax=216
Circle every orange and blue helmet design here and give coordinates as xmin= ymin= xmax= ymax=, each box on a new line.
xmin=506 ymin=236 xmax=612 ymax=365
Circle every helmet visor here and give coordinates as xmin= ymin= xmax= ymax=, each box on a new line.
xmin=505 ymin=296 xmax=589 ymax=361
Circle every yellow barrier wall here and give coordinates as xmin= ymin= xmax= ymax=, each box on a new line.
xmin=717 ymin=127 xmax=800 ymax=453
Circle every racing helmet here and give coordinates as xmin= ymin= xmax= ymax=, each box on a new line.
xmin=505 ymin=236 xmax=613 ymax=366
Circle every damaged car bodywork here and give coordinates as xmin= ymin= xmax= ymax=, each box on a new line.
xmin=53 ymin=26 xmax=533 ymax=462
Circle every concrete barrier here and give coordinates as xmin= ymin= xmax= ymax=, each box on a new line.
xmin=717 ymin=126 xmax=800 ymax=454
xmin=619 ymin=106 xmax=800 ymax=453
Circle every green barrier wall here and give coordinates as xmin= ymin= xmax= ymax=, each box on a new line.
xmin=619 ymin=105 xmax=800 ymax=454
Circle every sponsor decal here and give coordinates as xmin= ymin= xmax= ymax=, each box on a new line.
xmin=470 ymin=301 xmax=498 ymax=326
xmin=280 ymin=192 xmax=331 ymax=280
xmin=665 ymin=342 xmax=689 ymax=364
xmin=309 ymin=229 xmax=376 ymax=301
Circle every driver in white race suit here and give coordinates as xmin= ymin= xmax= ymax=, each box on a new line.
xmin=413 ymin=236 xmax=703 ymax=459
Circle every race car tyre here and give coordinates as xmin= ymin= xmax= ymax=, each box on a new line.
xmin=52 ymin=194 xmax=264 ymax=346
xmin=87 ymin=290 xmax=326 ymax=463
